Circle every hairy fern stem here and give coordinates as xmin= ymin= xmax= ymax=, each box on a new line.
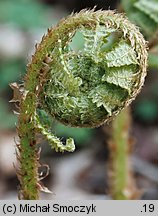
xmin=11 ymin=10 xmax=147 ymax=199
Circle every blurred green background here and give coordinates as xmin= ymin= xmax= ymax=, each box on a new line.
xmin=0 ymin=0 xmax=158 ymax=200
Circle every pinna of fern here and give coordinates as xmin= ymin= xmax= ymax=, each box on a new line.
xmin=11 ymin=10 xmax=147 ymax=199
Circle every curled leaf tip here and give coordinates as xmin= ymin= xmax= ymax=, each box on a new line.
xmin=35 ymin=10 xmax=147 ymax=128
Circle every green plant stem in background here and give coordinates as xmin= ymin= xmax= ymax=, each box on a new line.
xmin=108 ymin=107 xmax=139 ymax=200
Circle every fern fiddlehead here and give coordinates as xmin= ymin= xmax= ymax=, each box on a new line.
xmin=13 ymin=10 xmax=147 ymax=199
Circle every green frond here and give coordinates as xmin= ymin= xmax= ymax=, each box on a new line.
xmin=35 ymin=115 xmax=75 ymax=153
xmin=81 ymin=25 xmax=116 ymax=62
xmin=89 ymin=84 xmax=128 ymax=116
xmin=37 ymin=10 xmax=147 ymax=128
xmin=130 ymin=10 xmax=157 ymax=36
xmin=102 ymin=65 xmax=138 ymax=92
xmin=121 ymin=0 xmax=158 ymax=38
xmin=134 ymin=0 xmax=158 ymax=23
xmin=15 ymin=10 xmax=148 ymax=199
xmin=105 ymin=40 xmax=138 ymax=67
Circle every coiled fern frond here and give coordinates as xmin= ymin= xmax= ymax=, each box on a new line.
xmin=12 ymin=10 xmax=147 ymax=199
xmin=37 ymin=10 xmax=147 ymax=129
